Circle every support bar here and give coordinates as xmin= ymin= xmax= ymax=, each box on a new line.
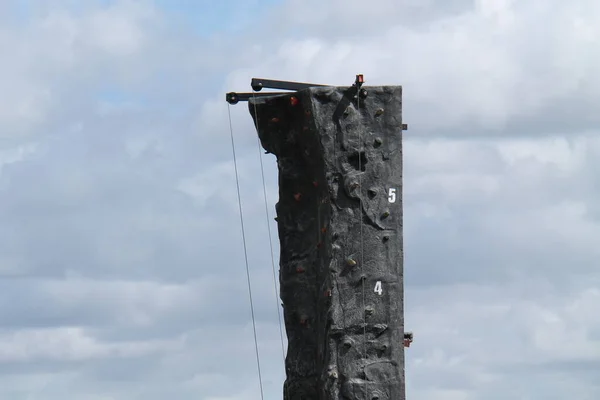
xmin=226 ymin=91 xmax=295 ymax=105
xmin=251 ymin=78 xmax=329 ymax=92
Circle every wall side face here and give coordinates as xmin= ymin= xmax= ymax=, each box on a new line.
xmin=250 ymin=85 xmax=404 ymax=400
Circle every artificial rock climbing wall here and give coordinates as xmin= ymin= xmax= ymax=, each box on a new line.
xmin=249 ymin=85 xmax=404 ymax=400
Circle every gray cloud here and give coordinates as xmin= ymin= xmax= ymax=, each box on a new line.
xmin=0 ymin=0 xmax=599 ymax=399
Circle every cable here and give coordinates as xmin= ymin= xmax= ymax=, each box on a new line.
xmin=227 ymin=104 xmax=265 ymax=400
xmin=251 ymin=92 xmax=288 ymax=369
xmin=357 ymin=89 xmax=368 ymax=400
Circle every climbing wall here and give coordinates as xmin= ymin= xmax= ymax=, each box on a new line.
xmin=249 ymin=85 xmax=404 ymax=400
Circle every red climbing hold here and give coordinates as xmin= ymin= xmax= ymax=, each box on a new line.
xmin=271 ymin=117 xmax=280 ymax=123
xmin=296 ymin=266 xmax=305 ymax=273
xmin=290 ymin=96 xmax=299 ymax=106
xmin=294 ymin=193 xmax=302 ymax=201
xmin=313 ymin=181 xmax=319 ymax=187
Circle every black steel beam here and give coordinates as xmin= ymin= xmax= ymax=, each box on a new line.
xmin=251 ymin=78 xmax=328 ymax=92
xmin=226 ymin=91 xmax=296 ymax=105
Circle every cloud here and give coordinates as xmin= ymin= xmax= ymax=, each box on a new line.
xmin=0 ymin=0 xmax=599 ymax=399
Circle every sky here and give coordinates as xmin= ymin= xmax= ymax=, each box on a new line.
xmin=0 ymin=0 xmax=599 ymax=399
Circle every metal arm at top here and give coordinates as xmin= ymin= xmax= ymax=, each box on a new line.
xmin=226 ymin=75 xmax=365 ymax=105
xmin=250 ymin=78 xmax=328 ymax=92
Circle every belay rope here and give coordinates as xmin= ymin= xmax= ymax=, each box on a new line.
xmin=251 ymin=91 xmax=289 ymax=399
xmin=357 ymin=90 xmax=369 ymax=400
xmin=227 ymin=96 xmax=287 ymax=400
xmin=227 ymin=104 xmax=265 ymax=400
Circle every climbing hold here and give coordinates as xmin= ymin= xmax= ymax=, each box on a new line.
xmin=359 ymin=88 xmax=368 ymax=98
xmin=324 ymin=289 xmax=332 ymax=297
xmin=316 ymin=241 xmax=323 ymax=249
xmin=343 ymin=106 xmax=351 ymax=116
xmin=305 ymin=110 xmax=311 ymax=117
xmin=312 ymin=181 xmax=319 ymax=187
xmin=382 ymin=235 xmax=390 ymax=242
xmin=274 ymin=216 xmax=279 ymax=222
xmin=374 ymin=137 xmax=383 ymax=147
xmin=365 ymin=306 xmax=375 ymax=316
xmin=342 ymin=338 xmax=353 ymax=348
xmin=270 ymin=117 xmax=280 ymax=123
xmin=290 ymin=96 xmax=299 ymax=106
xmin=367 ymin=188 xmax=378 ymax=198
xmin=375 ymin=108 xmax=384 ymax=116
xmin=300 ymin=315 xmax=308 ymax=325
xmin=373 ymin=323 xmax=388 ymax=335
xmin=296 ymin=266 xmax=305 ymax=273
xmin=381 ymin=210 xmax=390 ymax=218
xmin=321 ymin=226 xmax=327 ymax=233
xmin=327 ymin=369 xmax=338 ymax=379
xmin=346 ymin=257 xmax=357 ymax=267
xmin=294 ymin=193 xmax=302 ymax=201
xmin=349 ymin=182 xmax=359 ymax=190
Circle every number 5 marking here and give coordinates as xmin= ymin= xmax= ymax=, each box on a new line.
xmin=374 ymin=281 xmax=383 ymax=295
xmin=388 ymin=188 xmax=396 ymax=203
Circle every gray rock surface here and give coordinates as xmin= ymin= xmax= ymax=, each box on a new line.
xmin=249 ymin=85 xmax=405 ymax=400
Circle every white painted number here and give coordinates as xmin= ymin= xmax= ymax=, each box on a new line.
xmin=388 ymin=188 xmax=396 ymax=203
xmin=374 ymin=281 xmax=383 ymax=295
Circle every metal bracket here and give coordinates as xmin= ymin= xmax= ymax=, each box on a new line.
xmin=250 ymin=78 xmax=328 ymax=92
xmin=226 ymin=74 xmax=365 ymax=105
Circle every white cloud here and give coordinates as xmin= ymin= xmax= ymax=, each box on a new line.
xmin=0 ymin=0 xmax=599 ymax=399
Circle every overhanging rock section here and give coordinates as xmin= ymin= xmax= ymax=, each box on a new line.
xmin=249 ymin=85 xmax=405 ymax=400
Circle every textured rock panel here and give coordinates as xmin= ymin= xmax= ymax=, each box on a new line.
xmin=249 ymin=85 xmax=404 ymax=400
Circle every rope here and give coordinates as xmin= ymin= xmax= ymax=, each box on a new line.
xmin=227 ymin=104 xmax=265 ymax=400
xmin=251 ymin=92 xmax=288 ymax=370
xmin=357 ymin=89 xmax=368 ymax=399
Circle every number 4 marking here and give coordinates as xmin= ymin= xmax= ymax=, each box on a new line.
xmin=374 ymin=281 xmax=383 ymax=295
xmin=388 ymin=188 xmax=396 ymax=203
